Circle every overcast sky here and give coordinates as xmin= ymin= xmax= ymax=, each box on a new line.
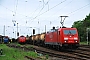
xmin=0 ymin=0 xmax=90 ymax=38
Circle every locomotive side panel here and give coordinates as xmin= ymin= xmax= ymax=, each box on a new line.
xmin=57 ymin=29 xmax=63 ymax=46
xmin=45 ymin=29 xmax=58 ymax=45
xmin=52 ymin=32 xmax=58 ymax=44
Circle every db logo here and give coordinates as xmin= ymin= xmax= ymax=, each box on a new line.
xmin=50 ymin=35 xmax=53 ymax=38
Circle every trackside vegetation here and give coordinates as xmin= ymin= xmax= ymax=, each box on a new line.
xmin=72 ymin=13 xmax=90 ymax=44
xmin=0 ymin=44 xmax=38 ymax=60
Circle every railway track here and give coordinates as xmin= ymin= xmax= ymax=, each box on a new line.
xmin=35 ymin=47 xmax=90 ymax=60
xmin=7 ymin=44 xmax=90 ymax=60
xmin=79 ymin=47 xmax=90 ymax=52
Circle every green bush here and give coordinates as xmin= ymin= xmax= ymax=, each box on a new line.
xmin=0 ymin=44 xmax=38 ymax=60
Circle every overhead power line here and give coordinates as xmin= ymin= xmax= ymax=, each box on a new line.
xmin=28 ymin=0 xmax=67 ymax=25
xmin=46 ymin=0 xmax=73 ymax=22
xmin=0 ymin=3 xmax=31 ymax=19
xmin=67 ymin=3 xmax=90 ymax=15
xmin=32 ymin=0 xmax=67 ymax=19
xmin=33 ymin=0 xmax=51 ymax=19
xmin=13 ymin=0 xmax=18 ymax=16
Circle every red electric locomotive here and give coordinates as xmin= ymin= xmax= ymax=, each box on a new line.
xmin=45 ymin=27 xmax=79 ymax=49
xmin=18 ymin=36 xmax=26 ymax=43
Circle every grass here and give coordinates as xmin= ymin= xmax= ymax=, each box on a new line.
xmin=25 ymin=45 xmax=33 ymax=48
xmin=0 ymin=44 xmax=38 ymax=60
xmin=80 ymin=41 xmax=90 ymax=45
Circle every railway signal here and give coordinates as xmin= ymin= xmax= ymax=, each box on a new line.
xmin=33 ymin=29 xmax=35 ymax=45
xmin=17 ymin=32 xmax=19 ymax=36
xmin=33 ymin=29 xmax=35 ymax=34
xmin=87 ymin=28 xmax=90 ymax=45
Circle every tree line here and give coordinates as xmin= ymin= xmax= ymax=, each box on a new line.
xmin=72 ymin=13 xmax=90 ymax=42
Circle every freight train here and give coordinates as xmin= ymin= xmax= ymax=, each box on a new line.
xmin=18 ymin=27 xmax=79 ymax=49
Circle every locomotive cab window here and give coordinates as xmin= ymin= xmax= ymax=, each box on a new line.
xmin=64 ymin=30 xmax=76 ymax=34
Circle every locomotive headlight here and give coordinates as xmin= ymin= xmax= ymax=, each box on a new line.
xmin=65 ymin=41 xmax=67 ymax=43
xmin=74 ymin=37 xmax=78 ymax=40
xmin=75 ymin=41 xmax=77 ymax=42
xmin=64 ymin=38 xmax=68 ymax=40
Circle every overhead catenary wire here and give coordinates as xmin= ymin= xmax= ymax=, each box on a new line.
xmin=0 ymin=4 xmax=30 ymax=18
xmin=0 ymin=2 xmax=34 ymax=27
xmin=67 ymin=3 xmax=90 ymax=16
xmin=13 ymin=0 xmax=18 ymax=16
xmin=0 ymin=0 xmax=67 ymax=25
xmin=0 ymin=0 xmax=89 ymax=27
xmin=29 ymin=0 xmax=47 ymax=20
xmin=27 ymin=0 xmax=50 ymax=24
xmin=33 ymin=0 xmax=51 ymax=19
xmin=17 ymin=0 xmax=51 ymax=23
xmin=32 ymin=0 xmax=67 ymax=20
xmin=0 ymin=0 xmax=90 ymax=37
xmin=45 ymin=0 xmax=73 ymax=22
xmin=0 ymin=1 xmax=33 ymax=21
xmin=12 ymin=0 xmax=19 ymax=25
xmin=28 ymin=0 xmax=67 ymax=26
xmin=34 ymin=1 xmax=90 ymax=28
xmin=0 ymin=4 xmax=13 ymax=13
xmin=25 ymin=0 xmax=45 ymax=25
xmin=0 ymin=0 xmax=40 ymax=23
xmin=28 ymin=0 xmax=67 ymax=25
xmin=29 ymin=3 xmax=41 ymax=19
xmin=0 ymin=0 xmax=50 ymax=25
xmin=60 ymin=3 xmax=90 ymax=27
xmin=45 ymin=2 xmax=90 ymax=24
xmin=32 ymin=0 xmax=73 ymax=23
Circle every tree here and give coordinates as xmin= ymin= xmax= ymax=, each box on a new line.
xmin=72 ymin=13 xmax=90 ymax=42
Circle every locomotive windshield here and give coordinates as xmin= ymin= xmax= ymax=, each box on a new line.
xmin=64 ymin=30 xmax=76 ymax=34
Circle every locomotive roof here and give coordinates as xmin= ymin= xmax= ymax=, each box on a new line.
xmin=47 ymin=29 xmax=58 ymax=33
xmin=58 ymin=28 xmax=77 ymax=31
xmin=47 ymin=27 xmax=76 ymax=32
